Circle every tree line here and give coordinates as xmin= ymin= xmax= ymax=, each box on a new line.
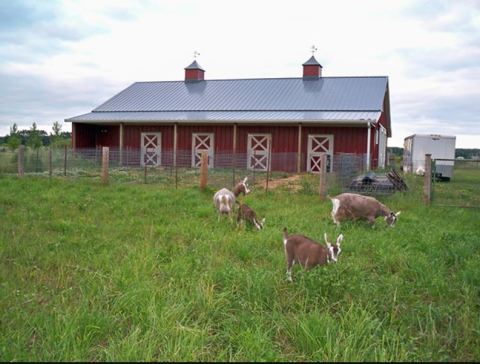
xmin=0 ymin=122 xmax=71 ymax=150
xmin=388 ymin=147 xmax=480 ymax=159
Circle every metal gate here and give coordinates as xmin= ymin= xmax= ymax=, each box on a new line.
xmin=247 ymin=134 xmax=271 ymax=171
xmin=307 ymin=134 xmax=333 ymax=172
xmin=141 ymin=132 xmax=161 ymax=167
xmin=192 ymin=133 xmax=214 ymax=168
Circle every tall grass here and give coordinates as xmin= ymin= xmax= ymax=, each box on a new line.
xmin=0 ymin=173 xmax=479 ymax=361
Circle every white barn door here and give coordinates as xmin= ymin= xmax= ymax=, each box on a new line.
xmin=192 ymin=133 xmax=214 ymax=168
xmin=307 ymin=134 xmax=333 ymax=173
xmin=247 ymin=134 xmax=271 ymax=171
xmin=378 ymin=125 xmax=387 ymax=168
xmin=141 ymin=132 xmax=162 ymax=167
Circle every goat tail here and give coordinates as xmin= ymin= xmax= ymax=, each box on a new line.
xmin=283 ymin=227 xmax=289 ymax=239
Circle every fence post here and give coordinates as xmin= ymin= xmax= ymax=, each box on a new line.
xmin=119 ymin=122 xmax=124 ymax=166
xmin=144 ymin=164 xmax=147 ymax=184
xmin=49 ymin=147 xmax=53 ymax=177
xmin=35 ymin=149 xmax=39 ymax=172
xmin=200 ymin=150 xmax=208 ymax=191
xmin=63 ymin=145 xmax=67 ymax=176
xmin=18 ymin=145 xmax=25 ymax=177
xmin=297 ymin=123 xmax=302 ymax=173
xmin=101 ymin=147 xmax=109 ymax=185
xmin=232 ymin=123 xmax=237 ymax=187
xmin=423 ymin=154 xmax=432 ymax=205
xmin=319 ymin=153 xmax=327 ymax=200
xmin=265 ymin=152 xmax=271 ymax=193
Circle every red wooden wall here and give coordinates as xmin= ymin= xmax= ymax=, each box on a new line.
xmin=73 ymin=122 xmax=382 ymax=171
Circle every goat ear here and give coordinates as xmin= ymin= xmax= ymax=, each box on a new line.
xmin=243 ymin=177 xmax=248 ymax=183
xmin=324 ymin=233 xmax=329 ymax=244
xmin=261 ymin=218 xmax=266 ymax=225
xmin=395 ymin=211 xmax=401 ymax=216
xmin=336 ymin=234 xmax=344 ymax=246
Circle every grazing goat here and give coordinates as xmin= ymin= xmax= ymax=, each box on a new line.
xmin=213 ymin=177 xmax=251 ymax=219
xmin=236 ymin=201 xmax=265 ymax=230
xmin=329 ymin=192 xmax=401 ymax=227
xmin=283 ymin=228 xmax=343 ymax=282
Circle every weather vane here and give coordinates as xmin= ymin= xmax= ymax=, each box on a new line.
xmin=311 ymin=45 xmax=318 ymax=56
xmin=193 ymin=50 xmax=200 ymax=59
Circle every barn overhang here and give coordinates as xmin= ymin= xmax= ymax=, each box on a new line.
xmin=65 ymin=111 xmax=381 ymax=125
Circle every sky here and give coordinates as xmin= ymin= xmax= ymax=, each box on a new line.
xmin=0 ymin=0 xmax=479 ymax=148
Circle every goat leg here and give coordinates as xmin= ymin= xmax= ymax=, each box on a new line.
xmin=286 ymin=259 xmax=294 ymax=282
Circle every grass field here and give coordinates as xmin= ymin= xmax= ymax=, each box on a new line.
xmin=1 ymin=172 xmax=479 ymax=361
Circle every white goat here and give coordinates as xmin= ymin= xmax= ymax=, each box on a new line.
xmin=329 ymin=192 xmax=401 ymax=227
xmin=283 ymin=228 xmax=343 ymax=282
xmin=213 ymin=177 xmax=250 ymax=219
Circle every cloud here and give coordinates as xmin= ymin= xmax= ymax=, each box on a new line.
xmin=0 ymin=70 xmax=129 ymax=134
xmin=0 ymin=0 xmax=478 ymax=148
xmin=0 ymin=0 xmax=59 ymax=32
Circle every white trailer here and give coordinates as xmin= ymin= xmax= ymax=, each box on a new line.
xmin=403 ymin=134 xmax=456 ymax=180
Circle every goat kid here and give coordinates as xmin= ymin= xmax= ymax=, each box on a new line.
xmin=329 ymin=192 xmax=401 ymax=227
xmin=236 ymin=201 xmax=265 ymax=230
xmin=213 ymin=177 xmax=251 ymax=219
xmin=283 ymin=228 xmax=343 ymax=282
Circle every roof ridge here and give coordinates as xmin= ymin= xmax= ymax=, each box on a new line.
xmin=92 ymin=109 xmax=382 ymax=113
xmin=132 ymin=76 xmax=388 ymax=84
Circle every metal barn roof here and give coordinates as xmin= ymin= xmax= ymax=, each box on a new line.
xmin=66 ymin=76 xmax=389 ymax=128
xmin=302 ymin=55 xmax=322 ymax=67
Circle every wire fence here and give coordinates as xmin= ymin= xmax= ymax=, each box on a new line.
xmin=430 ymin=158 xmax=480 ymax=208
xmin=1 ymin=146 xmax=395 ymax=194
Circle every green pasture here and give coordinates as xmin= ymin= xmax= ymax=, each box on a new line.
xmin=0 ymin=171 xmax=479 ymax=361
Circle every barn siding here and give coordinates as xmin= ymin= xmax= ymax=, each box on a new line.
xmin=73 ymin=122 xmax=380 ymax=171
xmin=236 ymin=125 xmax=298 ymax=153
xmin=177 ymin=125 xmax=233 ymax=152
xmin=74 ymin=123 xmax=98 ymax=148
xmin=302 ymin=126 xmax=367 ymax=155
xmin=123 ymin=125 xmax=174 ymax=150
xmin=96 ymin=125 xmax=119 ymax=148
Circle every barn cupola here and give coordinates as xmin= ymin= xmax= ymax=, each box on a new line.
xmin=184 ymin=60 xmax=205 ymax=82
xmin=302 ymin=50 xmax=322 ymax=79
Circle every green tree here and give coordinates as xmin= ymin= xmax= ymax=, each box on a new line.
xmin=27 ymin=122 xmax=43 ymax=150
xmin=7 ymin=123 xmax=21 ymax=150
xmin=51 ymin=121 xmax=63 ymax=147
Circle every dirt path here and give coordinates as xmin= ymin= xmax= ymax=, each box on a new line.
xmin=258 ymin=174 xmax=304 ymax=190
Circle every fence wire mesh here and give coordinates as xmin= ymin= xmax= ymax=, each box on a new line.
xmin=1 ymin=146 xmax=393 ymax=195
xmin=430 ymin=159 xmax=480 ymax=208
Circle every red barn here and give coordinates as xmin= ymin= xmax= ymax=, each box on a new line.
xmin=66 ymin=56 xmax=391 ymax=172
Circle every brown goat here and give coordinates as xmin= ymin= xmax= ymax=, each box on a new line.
xmin=329 ymin=193 xmax=401 ymax=227
xmin=283 ymin=228 xmax=343 ymax=282
xmin=236 ymin=201 xmax=265 ymax=230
